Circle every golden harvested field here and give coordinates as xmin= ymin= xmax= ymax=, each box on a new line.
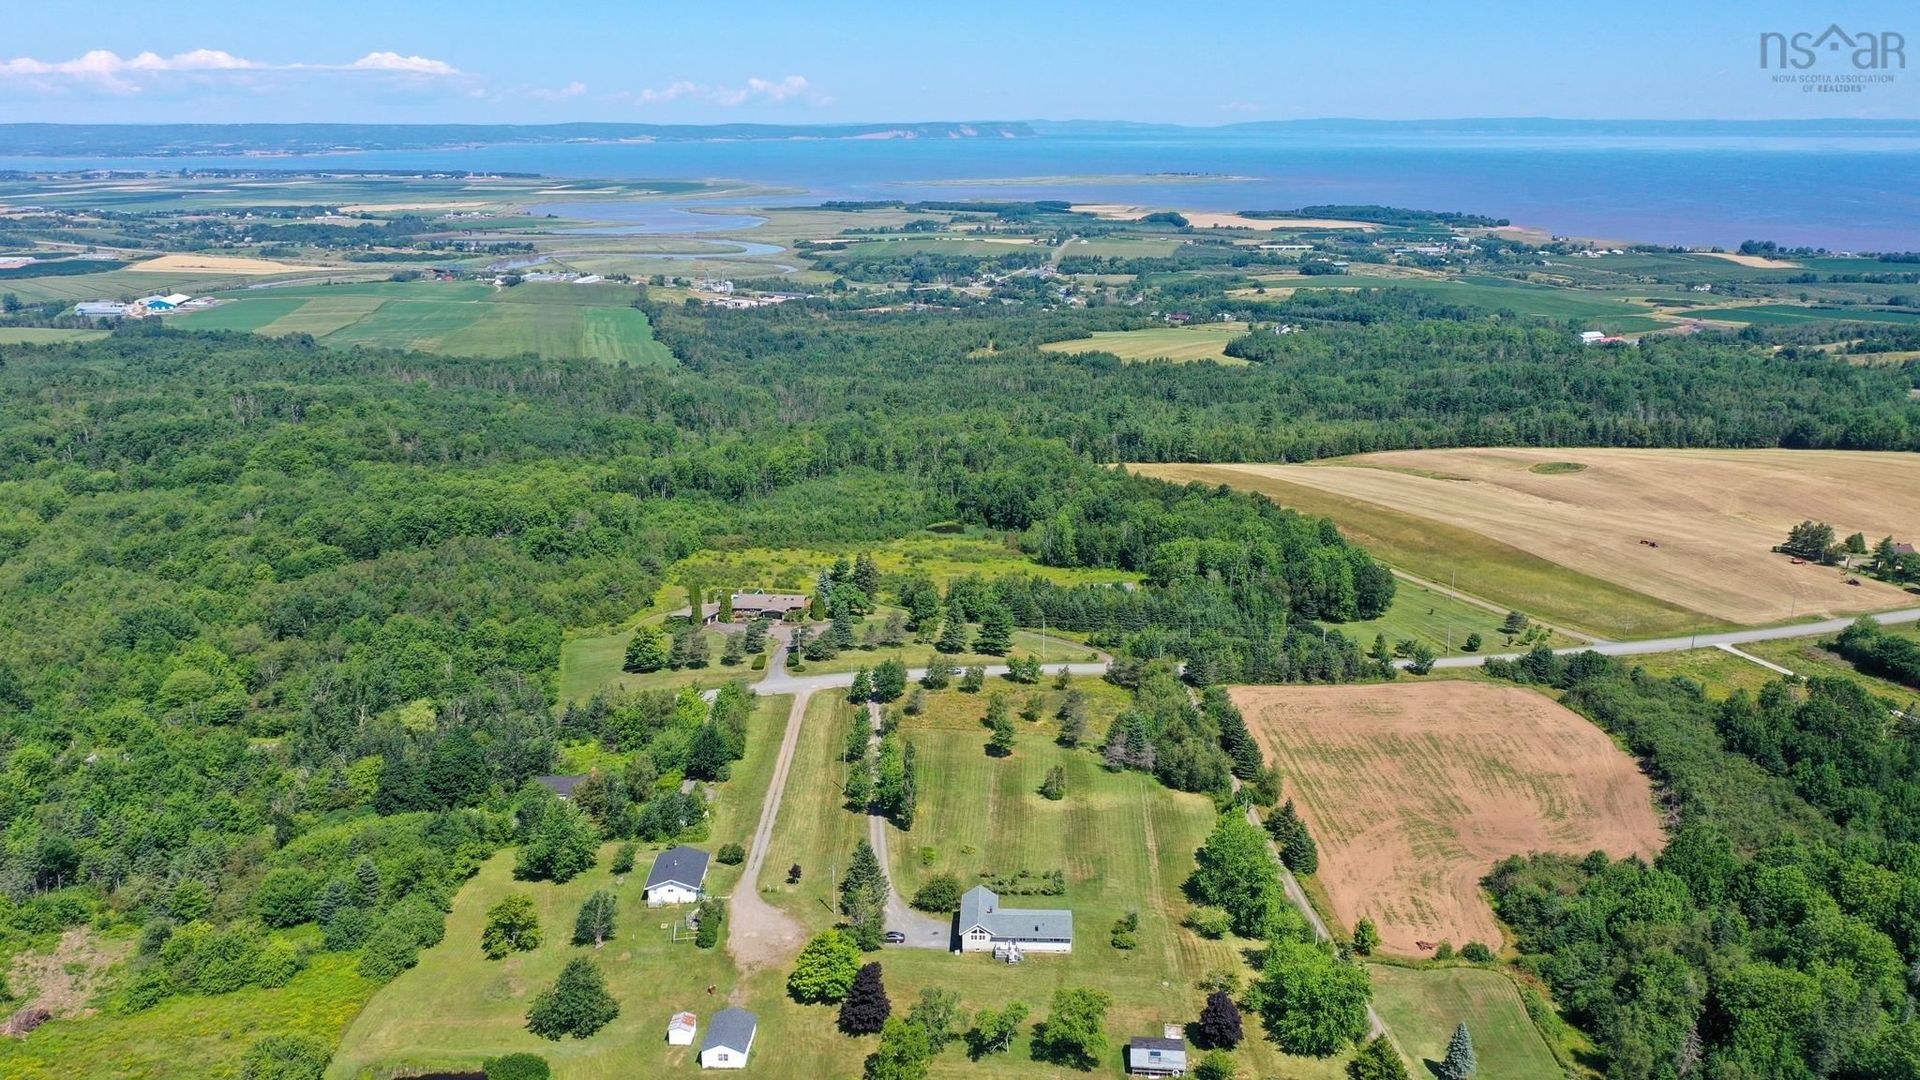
xmin=127 ymin=253 xmax=329 ymax=275
xmin=1235 ymin=682 xmax=1664 ymax=955
xmin=1150 ymin=449 xmax=1920 ymax=629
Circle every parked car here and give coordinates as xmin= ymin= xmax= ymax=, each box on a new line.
xmin=883 ymin=931 xmax=906 ymax=944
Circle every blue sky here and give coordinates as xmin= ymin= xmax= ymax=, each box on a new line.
xmin=0 ymin=1 xmax=1912 ymax=124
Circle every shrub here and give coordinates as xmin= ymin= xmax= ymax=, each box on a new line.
xmin=1184 ymin=906 xmax=1233 ymax=939
xmin=610 ymin=842 xmax=636 ymax=875
xmin=482 ymin=894 xmax=543 ymax=959
xmin=240 ymin=1033 xmax=331 ymax=1080
xmin=788 ymin=929 xmax=861 ymax=1003
xmin=484 ymin=1053 xmax=552 ymax=1080
xmin=357 ymin=921 xmax=421 ymax=983
xmin=694 ymin=898 xmax=723 ymax=949
xmin=1110 ymin=911 xmax=1140 ymax=950
xmin=716 ymin=842 xmax=745 ymax=865
xmin=253 ymin=936 xmax=303 ymax=988
xmin=912 ymin=872 xmax=963 ymax=913
xmin=1460 ymin=941 xmax=1495 ymax=963
xmin=1433 ymin=941 xmax=1454 ymax=960
xmin=322 ymin=906 xmax=373 ymax=951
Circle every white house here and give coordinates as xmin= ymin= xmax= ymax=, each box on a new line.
xmin=699 ymin=1006 xmax=755 ymax=1069
xmin=1578 ymin=330 xmax=1607 ymax=344
xmin=667 ymin=1011 xmax=697 ymax=1046
xmin=957 ymin=885 xmax=1073 ymax=955
xmin=645 ymin=845 xmax=710 ymax=906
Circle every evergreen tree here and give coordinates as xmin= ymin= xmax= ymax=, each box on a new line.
xmin=854 ymin=552 xmax=882 ymax=600
xmin=839 ymin=961 xmax=892 ymax=1035
xmin=721 ymin=633 xmax=745 ymax=666
xmin=1347 ymin=1036 xmax=1411 ymax=1080
xmin=743 ymin=618 xmax=768 ymax=653
xmin=972 ymin=604 xmax=1014 ymax=655
xmin=694 ymin=898 xmax=723 ymax=949
xmin=935 ymin=612 xmax=969 ymax=655
xmin=1057 ymin=690 xmax=1090 ymax=747
xmin=623 ymin=627 xmax=668 ymax=673
xmin=840 ymin=840 xmax=888 ymax=949
xmin=718 ymin=590 xmax=734 ymax=622
xmin=1266 ymin=801 xmax=1320 ymax=875
xmin=1438 ymin=1023 xmax=1477 ymax=1080
xmin=850 ymin=667 xmax=874 ymax=703
xmin=1197 ymin=989 xmax=1244 ymax=1048
xmin=987 ymin=696 xmax=1016 ymax=757
xmin=1039 ymin=765 xmax=1065 ymax=800
xmin=920 ymin=657 xmax=954 ymax=689
xmin=525 ymin=957 xmax=620 ymax=1040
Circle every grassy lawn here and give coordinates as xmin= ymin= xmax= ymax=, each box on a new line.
xmin=1743 ymin=635 xmax=1920 ymax=709
xmin=328 ymin=695 xmax=790 ymax=1079
xmin=1133 ymin=464 xmax=1711 ymax=640
xmin=1331 ymin=577 xmax=1570 ymax=658
xmin=556 ymin=626 xmax=750 ymax=705
xmin=1039 ymin=323 xmax=1251 ymax=364
xmin=1369 ymin=965 xmax=1561 ymax=1080
xmin=0 ymin=952 xmax=375 ymax=1080
xmin=1626 ymin=647 xmax=1783 ymax=699
xmin=758 ymin=693 xmax=869 ymax=926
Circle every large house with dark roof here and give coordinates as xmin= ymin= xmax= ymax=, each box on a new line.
xmin=645 ymin=845 xmax=710 ymax=906
xmin=956 ymin=884 xmax=1073 ymax=955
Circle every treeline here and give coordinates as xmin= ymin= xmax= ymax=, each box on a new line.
xmin=1830 ymin=619 xmax=1920 ymax=694
xmin=1483 ymin=650 xmax=1920 ymax=1077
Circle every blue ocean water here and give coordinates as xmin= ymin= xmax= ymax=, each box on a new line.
xmin=6 ymin=128 xmax=1919 ymax=249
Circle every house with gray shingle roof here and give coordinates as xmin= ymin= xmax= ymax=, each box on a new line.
xmin=645 ymin=845 xmax=710 ymax=906
xmin=1126 ymin=1033 xmax=1189 ymax=1076
xmin=957 ymin=885 xmax=1073 ymax=955
xmin=698 ymin=1006 xmax=755 ymax=1069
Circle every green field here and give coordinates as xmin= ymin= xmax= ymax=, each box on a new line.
xmin=1332 ymin=576 xmax=1571 ymax=657
xmin=1133 ymin=464 xmax=1714 ymax=640
xmin=1369 ymin=966 xmax=1561 ymax=1080
xmin=1743 ymin=633 xmax=1920 ymax=708
xmin=1040 ymin=323 xmax=1251 ymax=364
xmin=1625 ymin=647 xmax=1782 ymax=700
xmin=175 ymin=281 xmax=674 ymax=365
xmin=328 ymin=695 xmax=790 ymax=1079
xmin=0 ymin=951 xmax=375 ymax=1080
xmin=762 ymin=697 xmax=1353 ymax=1079
xmin=0 ymin=326 xmax=109 ymax=344
xmin=556 ymin=625 xmax=746 ymax=705
xmin=1700 ymin=304 xmax=1920 ymax=327
xmin=670 ymin=536 xmax=1140 ymax=595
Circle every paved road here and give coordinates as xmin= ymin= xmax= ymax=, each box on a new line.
xmin=1428 ymin=606 xmax=1920 ymax=669
xmin=865 ymin=702 xmax=952 ymax=950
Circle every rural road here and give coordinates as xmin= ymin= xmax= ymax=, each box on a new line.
xmin=724 ymin=637 xmax=810 ymax=972
xmin=1429 ymin=606 xmax=1920 ymax=669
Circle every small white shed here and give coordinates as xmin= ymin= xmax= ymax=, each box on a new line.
xmin=667 ymin=1011 xmax=697 ymax=1046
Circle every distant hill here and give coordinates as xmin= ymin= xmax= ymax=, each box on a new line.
xmin=0 ymin=121 xmax=1036 ymax=157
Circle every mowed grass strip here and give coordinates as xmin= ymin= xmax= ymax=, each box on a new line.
xmin=1369 ymin=966 xmax=1561 ymax=1080
xmin=1130 ymin=462 xmax=1710 ymax=639
xmin=253 ymin=294 xmax=387 ymax=336
xmin=758 ymin=693 xmax=868 ymax=927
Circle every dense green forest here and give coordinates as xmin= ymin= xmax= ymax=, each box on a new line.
xmin=1486 ymin=650 xmax=1920 ymax=1079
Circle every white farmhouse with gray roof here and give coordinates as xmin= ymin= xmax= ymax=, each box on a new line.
xmin=645 ymin=845 xmax=710 ymax=906
xmin=698 ymin=1006 xmax=755 ymax=1069
xmin=956 ymin=884 xmax=1072 ymax=954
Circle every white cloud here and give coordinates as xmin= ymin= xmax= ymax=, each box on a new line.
xmin=529 ymin=79 xmax=588 ymax=101
xmin=635 ymin=74 xmax=816 ymax=108
xmin=344 ymin=51 xmax=460 ymax=76
xmin=0 ymin=48 xmax=461 ymax=94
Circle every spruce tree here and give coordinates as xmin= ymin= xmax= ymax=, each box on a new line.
xmin=972 ymin=604 xmax=1014 ymax=655
xmin=838 ymin=961 xmax=892 ymax=1035
xmin=935 ymin=612 xmax=969 ymax=654
xmin=1438 ymin=1022 xmax=1477 ymax=1080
